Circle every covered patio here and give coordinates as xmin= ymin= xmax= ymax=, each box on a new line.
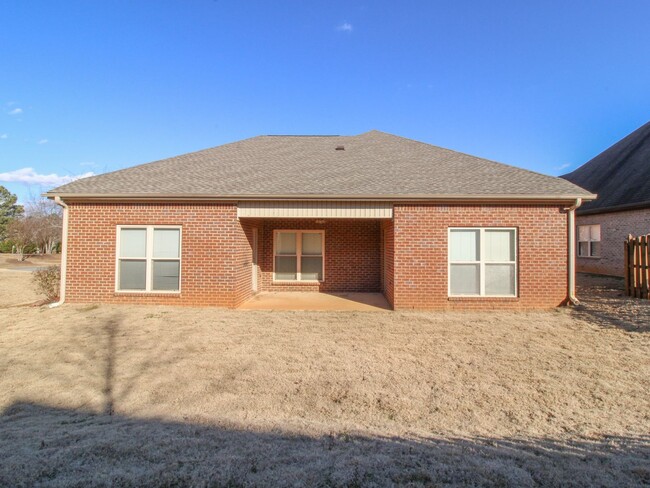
xmin=238 ymin=200 xmax=394 ymax=308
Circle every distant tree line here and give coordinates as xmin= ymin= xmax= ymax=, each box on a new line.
xmin=0 ymin=185 xmax=62 ymax=260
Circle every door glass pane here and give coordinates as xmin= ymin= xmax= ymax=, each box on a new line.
xmin=450 ymin=264 xmax=479 ymax=295
xmin=119 ymin=260 xmax=146 ymax=290
xmin=485 ymin=230 xmax=515 ymax=262
xmin=152 ymin=260 xmax=180 ymax=291
xmin=449 ymin=230 xmax=479 ymax=261
xmin=153 ymin=228 xmax=180 ymax=258
xmin=301 ymin=256 xmax=323 ymax=280
xmin=276 ymin=232 xmax=296 ymax=255
xmin=275 ymin=256 xmax=297 ymax=280
xmin=485 ymin=264 xmax=515 ymax=296
xmin=120 ymin=228 xmax=146 ymax=258
xmin=302 ymin=233 xmax=322 ymax=255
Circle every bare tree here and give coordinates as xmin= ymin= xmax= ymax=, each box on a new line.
xmin=25 ymin=197 xmax=62 ymax=254
xmin=5 ymin=197 xmax=62 ymax=259
xmin=34 ymin=213 xmax=62 ymax=254
xmin=25 ymin=196 xmax=61 ymax=218
xmin=6 ymin=217 xmax=39 ymax=261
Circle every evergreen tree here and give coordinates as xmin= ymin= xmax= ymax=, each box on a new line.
xmin=0 ymin=185 xmax=24 ymax=241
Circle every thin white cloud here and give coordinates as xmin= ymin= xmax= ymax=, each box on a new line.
xmin=79 ymin=161 xmax=97 ymax=167
xmin=555 ymin=163 xmax=571 ymax=171
xmin=0 ymin=167 xmax=94 ymax=187
xmin=37 ymin=139 xmax=48 ymax=145
xmin=337 ymin=22 xmax=353 ymax=32
xmin=0 ymin=134 xmax=7 ymax=139
xmin=8 ymin=108 xmax=23 ymax=115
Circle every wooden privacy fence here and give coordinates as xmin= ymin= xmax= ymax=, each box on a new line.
xmin=624 ymin=234 xmax=650 ymax=299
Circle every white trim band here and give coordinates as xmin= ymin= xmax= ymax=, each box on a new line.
xmin=238 ymin=201 xmax=393 ymax=219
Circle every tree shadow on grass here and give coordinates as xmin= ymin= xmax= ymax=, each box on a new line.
xmin=0 ymin=401 xmax=648 ymax=487
xmin=26 ymin=311 xmax=191 ymax=416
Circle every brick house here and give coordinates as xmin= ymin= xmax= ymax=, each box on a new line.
xmin=46 ymin=130 xmax=594 ymax=309
xmin=562 ymin=121 xmax=650 ymax=277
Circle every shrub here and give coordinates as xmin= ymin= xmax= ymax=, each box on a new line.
xmin=32 ymin=266 xmax=61 ymax=302
xmin=0 ymin=239 xmax=35 ymax=255
xmin=0 ymin=240 xmax=13 ymax=253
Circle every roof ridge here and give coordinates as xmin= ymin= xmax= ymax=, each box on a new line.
xmin=262 ymin=134 xmax=341 ymax=137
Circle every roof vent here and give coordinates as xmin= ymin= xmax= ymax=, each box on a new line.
xmin=335 ymin=145 xmax=345 ymax=151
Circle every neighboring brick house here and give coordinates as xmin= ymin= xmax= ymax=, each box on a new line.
xmin=46 ymin=130 xmax=594 ymax=309
xmin=562 ymin=121 xmax=650 ymax=277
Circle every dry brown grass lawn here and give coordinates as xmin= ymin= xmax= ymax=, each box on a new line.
xmin=0 ymin=271 xmax=649 ymax=486
xmin=0 ymin=269 xmax=45 ymax=307
xmin=0 ymin=253 xmax=60 ymax=307
xmin=0 ymin=252 xmax=60 ymax=270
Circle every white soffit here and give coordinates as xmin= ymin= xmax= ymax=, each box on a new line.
xmin=238 ymin=201 xmax=393 ymax=219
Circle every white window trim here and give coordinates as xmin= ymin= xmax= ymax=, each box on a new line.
xmin=273 ymin=230 xmax=325 ymax=283
xmin=448 ymin=227 xmax=518 ymax=298
xmin=577 ymin=224 xmax=601 ymax=258
xmin=115 ymin=225 xmax=182 ymax=293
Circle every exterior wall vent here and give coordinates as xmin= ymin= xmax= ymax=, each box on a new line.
xmin=335 ymin=146 xmax=345 ymax=150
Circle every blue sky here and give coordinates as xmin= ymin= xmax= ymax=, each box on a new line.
xmin=1 ymin=0 xmax=649 ymax=204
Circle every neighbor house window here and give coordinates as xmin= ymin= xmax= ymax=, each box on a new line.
xmin=578 ymin=224 xmax=600 ymax=257
xmin=449 ymin=228 xmax=517 ymax=297
xmin=116 ymin=226 xmax=181 ymax=292
xmin=274 ymin=230 xmax=324 ymax=281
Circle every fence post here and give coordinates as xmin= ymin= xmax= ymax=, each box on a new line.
xmin=635 ymin=235 xmax=642 ymax=298
xmin=624 ymin=236 xmax=630 ymax=296
xmin=643 ymin=235 xmax=649 ymax=299
xmin=623 ymin=234 xmax=650 ymax=299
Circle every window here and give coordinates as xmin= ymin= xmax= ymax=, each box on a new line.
xmin=116 ymin=226 xmax=181 ymax=292
xmin=449 ymin=228 xmax=517 ymax=297
xmin=578 ymin=224 xmax=601 ymax=257
xmin=274 ymin=230 xmax=324 ymax=281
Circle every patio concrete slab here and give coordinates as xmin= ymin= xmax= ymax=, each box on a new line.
xmin=238 ymin=292 xmax=391 ymax=311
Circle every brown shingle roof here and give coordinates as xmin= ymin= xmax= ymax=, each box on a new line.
xmin=562 ymin=121 xmax=650 ymax=214
xmin=47 ymin=130 xmax=593 ymax=200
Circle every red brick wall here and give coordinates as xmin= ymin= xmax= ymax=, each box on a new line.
xmin=235 ymin=218 xmax=261 ymax=304
xmin=381 ymin=220 xmax=395 ymax=307
xmin=392 ymin=204 xmax=569 ymax=310
xmin=576 ymin=209 xmax=650 ymax=277
xmin=63 ymin=202 xmax=569 ymax=310
xmin=65 ymin=202 xmax=254 ymax=307
xmin=253 ymin=218 xmax=382 ymax=292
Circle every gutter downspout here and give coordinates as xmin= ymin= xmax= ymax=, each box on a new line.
xmin=49 ymin=196 xmax=68 ymax=308
xmin=565 ymin=198 xmax=582 ymax=305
